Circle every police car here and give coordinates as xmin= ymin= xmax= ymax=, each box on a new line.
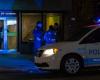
xmin=35 ymin=25 xmax=100 ymax=74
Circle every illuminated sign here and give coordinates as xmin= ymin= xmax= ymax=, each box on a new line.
xmin=0 ymin=11 xmax=16 ymax=17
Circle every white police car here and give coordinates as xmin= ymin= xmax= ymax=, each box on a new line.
xmin=35 ymin=25 xmax=100 ymax=74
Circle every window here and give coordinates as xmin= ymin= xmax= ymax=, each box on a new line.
xmin=46 ymin=13 xmax=61 ymax=30
xmin=21 ymin=12 xmax=63 ymax=54
xmin=67 ymin=28 xmax=92 ymax=41
xmin=7 ymin=18 xmax=17 ymax=49
xmin=80 ymin=28 xmax=100 ymax=44
xmin=22 ymin=13 xmax=42 ymax=42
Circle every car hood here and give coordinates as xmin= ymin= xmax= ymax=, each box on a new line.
xmin=39 ymin=41 xmax=78 ymax=50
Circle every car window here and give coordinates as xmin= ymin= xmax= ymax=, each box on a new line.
xmin=80 ymin=28 xmax=100 ymax=44
xmin=66 ymin=28 xmax=92 ymax=41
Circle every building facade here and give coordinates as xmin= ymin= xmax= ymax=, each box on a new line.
xmin=0 ymin=0 xmax=97 ymax=55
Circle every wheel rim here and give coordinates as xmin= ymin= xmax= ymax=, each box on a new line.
xmin=65 ymin=58 xmax=80 ymax=74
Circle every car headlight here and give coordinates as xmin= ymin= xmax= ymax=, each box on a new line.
xmin=42 ymin=48 xmax=58 ymax=57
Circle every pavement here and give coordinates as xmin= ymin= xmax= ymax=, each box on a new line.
xmin=0 ymin=54 xmax=100 ymax=80
xmin=0 ymin=53 xmax=45 ymax=74
xmin=0 ymin=68 xmax=100 ymax=80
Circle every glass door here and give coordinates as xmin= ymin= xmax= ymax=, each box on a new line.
xmin=46 ymin=13 xmax=61 ymax=30
xmin=0 ymin=17 xmax=17 ymax=54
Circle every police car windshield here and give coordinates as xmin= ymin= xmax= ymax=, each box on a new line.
xmin=66 ymin=27 xmax=92 ymax=41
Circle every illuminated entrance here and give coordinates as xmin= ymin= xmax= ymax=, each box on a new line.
xmin=46 ymin=13 xmax=61 ymax=30
xmin=21 ymin=12 xmax=62 ymax=54
xmin=0 ymin=12 xmax=17 ymax=54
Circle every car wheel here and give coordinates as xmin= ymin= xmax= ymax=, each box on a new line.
xmin=61 ymin=55 xmax=82 ymax=74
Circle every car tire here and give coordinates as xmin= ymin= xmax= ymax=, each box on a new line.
xmin=61 ymin=55 xmax=83 ymax=74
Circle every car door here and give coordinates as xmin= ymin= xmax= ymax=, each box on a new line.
xmin=80 ymin=28 xmax=100 ymax=66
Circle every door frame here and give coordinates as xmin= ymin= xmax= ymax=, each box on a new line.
xmin=0 ymin=17 xmax=17 ymax=54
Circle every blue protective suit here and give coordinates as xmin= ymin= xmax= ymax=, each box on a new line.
xmin=33 ymin=23 xmax=44 ymax=53
xmin=44 ymin=29 xmax=56 ymax=45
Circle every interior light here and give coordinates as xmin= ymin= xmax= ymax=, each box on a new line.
xmin=7 ymin=20 xmax=17 ymax=25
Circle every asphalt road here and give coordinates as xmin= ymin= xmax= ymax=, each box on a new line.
xmin=0 ymin=69 xmax=100 ymax=80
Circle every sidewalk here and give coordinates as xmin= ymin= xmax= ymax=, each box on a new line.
xmin=0 ymin=53 xmax=43 ymax=74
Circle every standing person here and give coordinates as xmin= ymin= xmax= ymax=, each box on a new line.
xmin=0 ymin=21 xmax=3 ymax=49
xmin=44 ymin=25 xmax=56 ymax=45
xmin=33 ymin=21 xmax=44 ymax=54
xmin=54 ymin=23 xmax=60 ymax=42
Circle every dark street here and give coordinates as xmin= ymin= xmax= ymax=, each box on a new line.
xmin=0 ymin=69 xmax=100 ymax=80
